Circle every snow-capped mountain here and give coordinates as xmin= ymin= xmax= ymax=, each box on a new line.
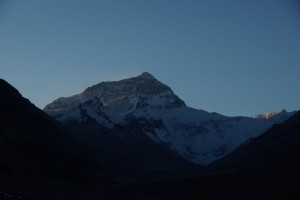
xmin=251 ymin=109 xmax=290 ymax=120
xmin=44 ymin=72 xmax=184 ymax=125
xmin=44 ymin=72 xmax=295 ymax=165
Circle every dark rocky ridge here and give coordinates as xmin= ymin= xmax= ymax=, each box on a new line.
xmin=0 ymin=79 xmax=99 ymax=177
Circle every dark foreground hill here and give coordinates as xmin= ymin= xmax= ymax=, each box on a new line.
xmin=0 ymin=79 xmax=99 ymax=177
xmin=0 ymin=79 xmax=116 ymax=199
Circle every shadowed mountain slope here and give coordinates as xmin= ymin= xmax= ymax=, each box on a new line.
xmin=0 ymin=79 xmax=101 ymax=178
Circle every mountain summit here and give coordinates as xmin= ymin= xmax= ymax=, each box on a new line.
xmin=138 ymin=72 xmax=156 ymax=79
xmin=44 ymin=72 xmax=185 ymax=125
xmin=44 ymin=73 xmax=295 ymax=165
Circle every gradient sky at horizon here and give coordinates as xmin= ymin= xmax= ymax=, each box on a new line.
xmin=1 ymin=0 xmax=300 ymax=116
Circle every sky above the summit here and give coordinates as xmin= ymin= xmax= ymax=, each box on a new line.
xmin=1 ymin=0 xmax=300 ymax=116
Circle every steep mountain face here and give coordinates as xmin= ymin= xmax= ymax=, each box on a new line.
xmin=44 ymin=73 xmax=295 ymax=165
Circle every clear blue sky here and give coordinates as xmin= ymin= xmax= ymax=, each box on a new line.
xmin=1 ymin=0 xmax=300 ymax=116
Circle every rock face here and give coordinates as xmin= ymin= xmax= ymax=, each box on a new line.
xmin=44 ymin=72 xmax=296 ymax=165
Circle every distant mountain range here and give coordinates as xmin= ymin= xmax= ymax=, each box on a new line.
xmin=44 ymin=72 xmax=295 ymax=165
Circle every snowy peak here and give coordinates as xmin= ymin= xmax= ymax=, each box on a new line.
xmin=44 ymin=72 xmax=186 ymax=124
xmin=252 ymin=109 xmax=289 ymax=119
xmin=138 ymin=72 xmax=156 ymax=79
xmin=82 ymin=72 xmax=174 ymax=98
